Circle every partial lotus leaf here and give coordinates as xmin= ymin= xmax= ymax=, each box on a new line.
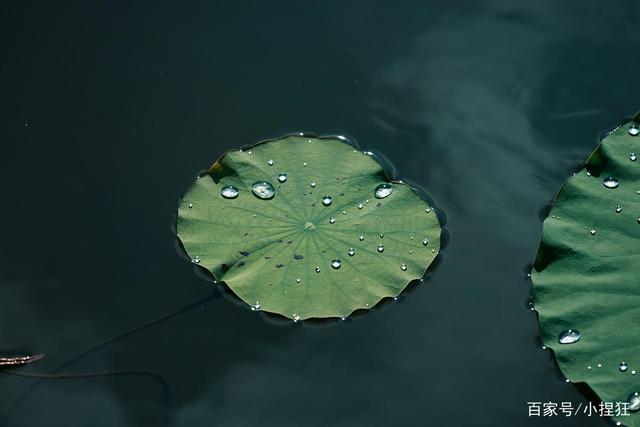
xmin=532 ymin=114 xmax=640 ymax=425
xmin=177 ymin=135 xmax=441 ymax=320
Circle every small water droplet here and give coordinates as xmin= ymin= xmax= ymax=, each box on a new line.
xmin=296 ymin=278 xmax=301 ymax=284
xmin=422 ymin=239 xmax=429 ymax=246
xmin=631 ymin=153 xmax=637 ymax=161
xmin=347 ymin=248 xmax=355 ymax=257
xmin=620 ymin=362 xmax=629 ymax=372
xmin=221 ymin=185 xmax=239 ymax=199
xmin=586 ymin=171 xmax=592 ymax=177
xmin=188 ymin=203 xmax=193 ymax=209
xmin=590 ymin=229 xmax=596 ymax=235
xmin=558 ymin=329 xmax=581 ymax=344
xmin=251 ymin=301 xmax=261 ymax=311
xmin=633 ymin=370 xmax=637 ymax=375
xmin=267 ymin=159 xmax=274 ymax=166
xmin=425 ymin=208 xmax=431 ymax=213
xmin=192 ymin=256 xmax=200 ymax=264
xmin=616 ymin=205 xmax=622 ymax=213
xmin=374 ymin=183 xmax=393 ymax=199
xmin=400 ymin=263 xmax=407 ymax=271
xmin=247 ymin=150 xmax=252 ymax=155
xmin=277 ymin=173 xmax=288 ymax=183
xmin=322 ymin=196 xmax=333 ymax=206
xmin=409 ymin=250 xmax=413 ymax=254
xmin=587 ymin=366 xmax=592 ymax=370
xmin=629 ymin=124 xmax=639 ymax=137
xmin=377 ymin=244 xmax=384 ymax=253
xmin=379 ymin=233 xmax=384 ymax=238
xmin=315 ymin=266 xmax=321 ymax=273
xmin=342 ymin=210 xmax=346 ymax=215
xmin=358 ymin=235 xmax=365 ymax=241
xmin=598 ymin=363 xmax=602 ymax=368
xmin=357 ymin=203 xmax=363 ymax=209
xmin=331 ymin=259 xmax=342 ymax=269
xmin=303 ymin=162 xmax=307 ymax=167
xmin=603 ymin=177 xmax=619 ymax=189
xmin=310 ymin=181 xmax=316 ymax=188
xmin=628 ymin=392 xmax=640 ymax=412
xmin=329 ymin=217 xmax=336 ymax=224
xmin=292 ymin=313 xmax=300 ymax=322
xmin=251 ymin=181 xmax=275 ymax=199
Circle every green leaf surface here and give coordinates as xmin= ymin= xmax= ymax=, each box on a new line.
xmin=532 ymin=115 xmax=640 ymax=425
xmin=177 ymin=135 xmax=441 ymax=320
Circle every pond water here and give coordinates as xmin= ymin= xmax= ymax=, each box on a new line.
xmin=1 ymin=1 xmax=638 ymax=426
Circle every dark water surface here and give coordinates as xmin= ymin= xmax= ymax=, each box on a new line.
xmin=1 ymin=1 xmax=639 ymax=426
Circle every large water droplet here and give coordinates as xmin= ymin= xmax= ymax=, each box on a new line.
xmin=620 ymin=362 xmax=629 ymax=372
xmin=558 ymin=329 xmax=581 ymax=344
xmin=278 ymin=173 xmax=287 ymax=183
xmin=400 ymin=263 xmax=407 ymax=271
xmin=347 ymin=248 xmax=355 ymax=257
xmin=628 ymin=392 xmax=640 ymax=412
xmin=374 ymin=183 xmax=393 ymax=199
xmin=331 ymin=259 xmax=342 ymax=269
xmin=322 ymin=196 xmax=333 ymax=206
xmin=377 ymin=244 xmax=384 ymax=253
xmin=603 ymin=177 xmax=619 ymax=189
xmin=221 ymin=185 xmax=239 ymax=199
xmin=251 ymin=181 xmax=275 ymax=199
xmin=267 ymin=159 xmax=274 ymax=166
xmin=629 ymin=124 xmax=639 ymax=137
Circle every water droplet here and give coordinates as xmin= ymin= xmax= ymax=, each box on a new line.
xmin=315 ymin=266 xmax=321 ymax=273
xmin=631 ymin=153 xmax=637 ymax=161
xmin=379 ymin=233 xmax=384 ymax=238
xmin=347 ymin=248 xmax=355 ymax=257
xmin=296 ymin=278 xmax=301 ymax=283
xmin=358 ymin=235 xmax=365 ymax=241
xmin=247 ymin=150 xmax=252 ymax=155
xmin=251 ymin=181 xmax=275 ymax=199
xmin=292 ymin=314 xmax=300 ymax=322
xmin=409 ymin=250 xmax=413 ymax=254
xmin=277 ymin=173 xmax=287 ymax=183
xmin=410 ymin=236 xmax=414 ymax=240
xmin=633 ymin=370 xmax=637 ymax=375
xmin=310 ymin=181 xmax=316 ymax=188
xmin=188 ymin=203 xmax=193 ymax=209
xmin=267 ymin=159 xmax=274 ymax=166
xmin=192 ymin=256 xmax=200 ymax=264
xmin=603 ymin=177 xmax=619 ymax=189
xmin=598 ymin=363 xmax=602 ymax=368
xmin=251 ymin=301 xmax=261 ymax=311
xmin=377 ymin=244 xmax=384 ymax=253
xmin=629 ymin=124 xmax=639 ymax=137
xmin=628 ymin=392 xmax=640 ymax=412
xmin=558 ymin=329 xmax=581 ymax=344
xmin=587 ymin=366 xmax=592 ymax=370
xmin=303 ymin=162 xmax=307 ymax=167
xmin=322 ymin=196 xmax=333 ymax=206
xmin=374 ymin=183 xmax=393 ymax=199
xmin=400 ymin=263 xmax=407 ymax=271
xmin=620 ymin=362 xmax=629 ymax=372
xmin=342 ymin=210 xmax=347 ymax=215
xmin=357 ymin=203 xmax=363 ymax=209
xmin=331 ymin=259 xmax=342 ymax=269
xmin=616 ymin=205 xmax=622 ymax=213
xmin=425 ymin=208 xmax=431 ymax=213
xmin=590 ymin=229 xmax=596 ymax=235
xmin=221 ymin=185 xmax=239 ymax=199
xmin=422 ymin=239 xmax=429 ymax=246
xmin=329 ymin=217 xmax=336 ymax=224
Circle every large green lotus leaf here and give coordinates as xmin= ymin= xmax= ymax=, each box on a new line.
xmin=533 ymin=114 xmax=640 ymax=425
xmin=177 ymin=135 xmax=441 ymax=320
